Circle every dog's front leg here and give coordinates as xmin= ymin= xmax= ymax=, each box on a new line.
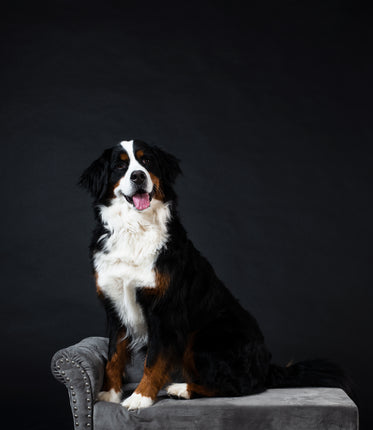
xmin=97 ymin=326 xmax=130 ymax=403
xmin=122 ymin=353 xmax=171 ymax=410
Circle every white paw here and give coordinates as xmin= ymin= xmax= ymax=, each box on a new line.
xmin=121 ymin=392 xmax=154 ymax=410
xmin=97 ymin=388 xmax=121 ymax=403
xmin=166 ymin=383 xmax=191 ymax=399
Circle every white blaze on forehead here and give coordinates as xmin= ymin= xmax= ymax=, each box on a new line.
xmin=120 ymin=140 xmax=143 ymax=170
xmin=116 ymin=140 xmax=153 ymax=198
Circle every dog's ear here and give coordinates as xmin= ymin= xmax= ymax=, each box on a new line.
xmin=79 ymin=148 xmax=112 ymax=200
xmin=152 ymin=145 xmax=182 ymax=184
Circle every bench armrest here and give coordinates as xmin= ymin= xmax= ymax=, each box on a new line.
xmin=51 ymin=336 xmax=108 ymax=429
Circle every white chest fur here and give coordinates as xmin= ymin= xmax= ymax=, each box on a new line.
xmin=94 ymin=198 xmax=171 ymax=349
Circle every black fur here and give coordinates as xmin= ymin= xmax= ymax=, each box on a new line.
xmin=98 ymin=293 xmax=125 ymax=361
xmin=79 ymin=148 xmax=112 ymax=201
xmin=81 ymin=140 xmax=356 ymax=403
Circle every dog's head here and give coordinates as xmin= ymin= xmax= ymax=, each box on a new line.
xmin=79 ymin=140 xmax=181 ymax=210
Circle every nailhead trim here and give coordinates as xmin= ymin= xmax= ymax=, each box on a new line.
xmin=54 ymin=357 xmax=94 ymax=430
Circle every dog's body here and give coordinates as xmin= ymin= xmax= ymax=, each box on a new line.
xmin=80 ymin=140 xmax=352 ymax=410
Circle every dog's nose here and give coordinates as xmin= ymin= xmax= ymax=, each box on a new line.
xmin=130 ymin=170 xmax=146 ymax=185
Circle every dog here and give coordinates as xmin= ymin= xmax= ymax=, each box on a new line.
xmin=79 ymin=139 xmax=352 ymax=410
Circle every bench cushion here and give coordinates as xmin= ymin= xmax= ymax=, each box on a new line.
xmin=94 ymin=386 xmax=358 ymax=430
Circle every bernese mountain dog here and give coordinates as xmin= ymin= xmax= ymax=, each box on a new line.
xmin=79 ymin=139 xmax=353 ymax=411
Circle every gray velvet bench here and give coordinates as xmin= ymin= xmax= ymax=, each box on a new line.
xmin=51 ymin=337 xmax=358 ymax=430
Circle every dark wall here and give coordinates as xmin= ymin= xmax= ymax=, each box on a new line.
xmin=1 ymin=1 xmax=372 ymax=429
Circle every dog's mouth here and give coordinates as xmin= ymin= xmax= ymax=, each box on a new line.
xmin=122 ymin=190 xmax=154 ymax=211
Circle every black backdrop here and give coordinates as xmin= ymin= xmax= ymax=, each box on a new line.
xmin=1 ymin=1 xmax=372 ymax=429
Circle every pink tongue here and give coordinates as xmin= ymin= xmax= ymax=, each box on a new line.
xmin=132 ymin=193 xmax=150 ymax=211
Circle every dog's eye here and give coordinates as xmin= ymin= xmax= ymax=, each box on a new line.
xmin=141 ymin=158 xmax=151 ymax=167
xmin=116 ymin=161 xmax=128 ymax=170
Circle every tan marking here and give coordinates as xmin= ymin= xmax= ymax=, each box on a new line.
xmin=135 ymin=149 xmax=144 ymax=159
xmin=149 ymin=172 xmax=164 ymax=201
xmin=102 ymin=329 xmax=130 ymax=393
xmin=156 ymin=271 xmax=170 ymax=295
xmin=111 ymin=179 xmax=121 ymax=198
xmin=134 ymin=354 xmax=172 ymax=400
xmin=108 ymin=178 xmax=122 ymax=200
xmin=142 ymin=270 xmax=170 ymax=297
xmin=120 ymin=152 xmax=129 ymax=161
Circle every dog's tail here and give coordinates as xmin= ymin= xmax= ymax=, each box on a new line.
xmin=266 ymin=359 xmax=357 ymax=404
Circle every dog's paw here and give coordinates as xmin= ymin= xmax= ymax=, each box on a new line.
xmin=97 ymin=389 xmax=121 ymax=403
xmin=121 ymin=392 xmax=154 ymax=410
xmin=166 ymin=383 xmax=191 ymax=399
